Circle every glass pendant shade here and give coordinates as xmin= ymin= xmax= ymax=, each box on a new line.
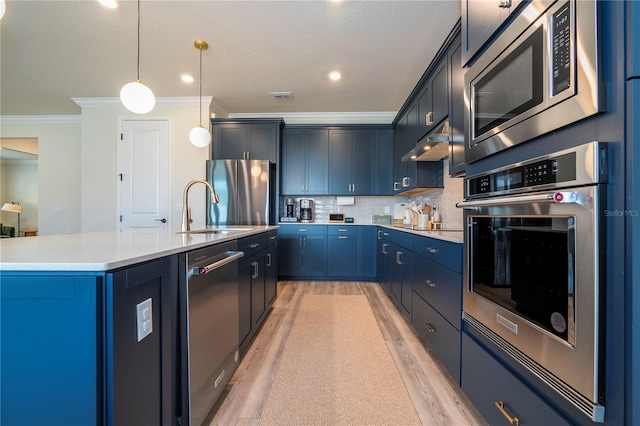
xmin=189 ymin=125 xmax=211 ymax=148
xmin=120 ymin=81 xmax=155 ymax=114
xmin=0 ymin=0 xmax=6 ymax=19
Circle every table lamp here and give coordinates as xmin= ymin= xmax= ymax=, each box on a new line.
xmin=1 ymin=202 xmax=21 ymax=237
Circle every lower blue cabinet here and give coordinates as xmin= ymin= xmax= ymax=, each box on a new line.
xmin=279 ymin=225 xmax=376 ymax=280
xmin=412 ymin=292 xmax=460 ymax=383
xmin=461 ymin=333 xmax=571 ymax=425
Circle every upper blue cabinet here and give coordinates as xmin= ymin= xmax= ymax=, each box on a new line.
xmin=461 ymin=0 xmax=525 ymax=66
xmin=211 ymin=118 xmax=283 ymax=164
xmin=628 ymin=1 xmax=640 ymax=78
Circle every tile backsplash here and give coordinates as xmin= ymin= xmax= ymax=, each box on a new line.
xmin=281 ymin=160 xmax=464 ymax=230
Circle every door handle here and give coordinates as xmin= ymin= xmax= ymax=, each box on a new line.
xmin=251 ymin=261 xmax=259 ymax=279
xmin=424 ymin=323 xmax=436 ymax=333
xmin=155 ymin=218 xmax=167 ymax=223
xmin=266 ymin=253 xmax=272 ymax=267
xmin=426 ymin=112 xmax=434 ymax=125
xmin=495 ymin=401 xmax=519 ymax=425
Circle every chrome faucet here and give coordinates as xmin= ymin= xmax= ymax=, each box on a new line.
xmin=181 ymin=179 xmax=219 ymax=232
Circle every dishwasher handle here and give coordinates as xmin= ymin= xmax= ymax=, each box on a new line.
xmin=192 ymin=250 xmax=244 ymax=275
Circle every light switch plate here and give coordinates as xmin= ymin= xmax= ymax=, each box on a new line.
xmin=136 ymin=298 xmax=153 ymax=342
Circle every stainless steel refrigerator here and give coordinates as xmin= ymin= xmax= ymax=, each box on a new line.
xmin=206 ymin=160 xmax=275 ymax=226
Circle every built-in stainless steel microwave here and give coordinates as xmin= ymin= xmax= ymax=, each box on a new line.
xmin=465 ymin=0 xmax=604 ymax=163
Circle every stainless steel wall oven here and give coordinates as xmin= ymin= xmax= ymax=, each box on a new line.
xmin=464 ymin=0 xmax=604 ymax=163
xmin=457 ymin=142 xmax=607 ymax=422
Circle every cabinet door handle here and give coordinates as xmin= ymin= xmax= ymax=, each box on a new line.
xmin=495 ymin=401 xmax=519 ymax=425
xmin=396 ymin=251 xmax=403 ymax=265
xmin=382 ymin=243 xmax=389 ymax=254
xmin=426 ymin=280 xmax=436 ymax=288
xmin=426 ymin=111 xmax=434 ymax=126
xmin=402 ymin=177 xmax=410 ymax=187
xmin=394 ymin=182 xmax=400 ymax=191
xmin=266 ymin=253 xmax=272 ymax=267
xmin=270 ymin=235 xmax=277 ymax=241
xmin=377 ymin=230 xmax=382 ymax=239
xmin=426 ymin=247 xmax=437 ymax=254
xmin=251 ymin=261 xmax=259 ymax=279
xmin=424 ymin=323 xmax=436 ymax=333
xmin=302 ymin=183 xmax=305 ymax=192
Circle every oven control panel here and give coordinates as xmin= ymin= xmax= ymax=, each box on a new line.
xmin=466 ymin=152 xmax=577 ymax=198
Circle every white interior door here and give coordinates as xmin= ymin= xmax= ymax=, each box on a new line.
xmin=119 ymin=119 xmax=170 ymax=230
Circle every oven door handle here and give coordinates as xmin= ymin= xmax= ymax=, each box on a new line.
xmin=456 ymin=191 xmax=587 ymax=208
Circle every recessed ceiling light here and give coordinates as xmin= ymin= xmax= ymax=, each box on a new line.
xmin=181 ymin=74 xmax=195 ymax=83
xmin=328 ymin=71 xmax=342 ymax=81
xmin=98 ymin=0 xmax=118 ymax=9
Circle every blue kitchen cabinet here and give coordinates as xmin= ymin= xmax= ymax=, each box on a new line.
xmin=412 ymin=292 xmax=461 ymax=384
xmin=375 ymin=129 xmax=395 ymax=195
xmin=265 ymin=231 xmax=278 ymax=306
xmin=277 ymin=225 xmax=328 ymax=278
xmin=329 ymin=129 xmax=379 ymax=195
xmin=281 ymin=128 xmax=329 ymax=195
xmin=357 ymin=225 xmax=378 ymax=278
xmin=238 ymin=232 xmax=273 ymax=354
xmin=0 ymin=255 xmax=178 ymax=426
xmin=461 ymin=0 xmax=524 ymax=66
xmin=328 ymin=226 xmax=359 ymax=277
xmin=1 ymin=273 xmax=102 ymax=426
xmin=377 ymin=228 xmax=393 ymax=291
xmin=106 ymin=256 xmax=178 ymax=426
xmin=378 ymin=229 xmax=413 ymax=316
xmin=417 ymin=59 xmax=448 ymax=140
xmin=448 ymin=34 xmax=465 ymax=176
xmin=461 ymin=332 xmax=571 ymax=425
xmin=211 ymin=118 xmax=283 ymax=163
xmin=411 ymin=234 xmax=462 ymax=383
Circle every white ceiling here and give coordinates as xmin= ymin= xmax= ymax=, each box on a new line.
xmin=0 ymin=0 xmax=461 ymax=118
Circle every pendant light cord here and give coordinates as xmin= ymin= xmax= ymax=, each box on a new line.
xmin=136 ymin=0 xmax=141 ymax=82
xmin=199 ymin=46 xmax=203 ymax=127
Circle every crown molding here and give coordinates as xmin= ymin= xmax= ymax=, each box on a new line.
xmin=72 ymin=96 xmax=213 ymax=108
xmin=0 ymin=115 xmax=82 ymax=124
xmin=228 ymin=111 xmax=397 ymax=125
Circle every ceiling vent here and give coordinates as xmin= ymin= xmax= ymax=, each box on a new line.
xmin=270 ymin=91 xmax=292 ymax=99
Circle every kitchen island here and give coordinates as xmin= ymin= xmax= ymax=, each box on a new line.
xmin=0 ymin=226 xmax=278 ymax=426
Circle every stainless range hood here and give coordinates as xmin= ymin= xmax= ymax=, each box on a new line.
xmin=401 ymin=121 xmax=455 ymax=162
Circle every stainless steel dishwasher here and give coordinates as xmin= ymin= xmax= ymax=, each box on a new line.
xmin=179 ymin=240 xmax=244 ymax=426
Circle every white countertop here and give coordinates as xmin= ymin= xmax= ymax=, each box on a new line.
xmin=278 ymin=222 xmax=464 ymax=244
xmin=378 ymin=225 xmax=464 ymax=244
xmin=0 ymin=226 xmax=278 ymax=272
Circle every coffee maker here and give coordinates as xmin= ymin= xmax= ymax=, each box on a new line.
xmin=280 ymin=197 xmax=298 ymax=222
xmin=300 ymin=199 xmax=313 ymax=223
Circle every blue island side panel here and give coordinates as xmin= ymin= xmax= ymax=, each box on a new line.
xmin=1 ymin=272 xmax=102 ymax=426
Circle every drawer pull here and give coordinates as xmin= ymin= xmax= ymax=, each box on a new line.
xmin=426 ymin=280 xmax=436 ymax=288
xmin=250 ymin=243 xmax=260 ymax=249
xmin=338 ymin=236 xmax=348 ymax=239
xmin=338 ymin=229 xmax=348 ymax=232
xmin=495 ymin=401 xmax=519 ymax=425
xmin=426 ymin=247 xmax=437 ymax=254
xmin=424 ymin=323 xmax=436 ymax=333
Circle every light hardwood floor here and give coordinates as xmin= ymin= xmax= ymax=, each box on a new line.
xmin=209 ymin=281 xmax=487 ymax=426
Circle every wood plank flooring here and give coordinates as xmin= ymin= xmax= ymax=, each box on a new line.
xmin=209 ymin=281 xmax=487 ymax=426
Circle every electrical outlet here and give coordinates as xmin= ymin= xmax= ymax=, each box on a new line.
xmin=136 ymin=298 xmax=153 ymax=342
xmin=384 ymin=206 xmax=390 ymax=214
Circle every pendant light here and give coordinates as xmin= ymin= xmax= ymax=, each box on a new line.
xmin=0 ymin=0 xmax=6 ymax=20
xmin=120 ymin=0 xmax=155 ymax=114
xmin=189 ymin=40 xmax=211 ymax=147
